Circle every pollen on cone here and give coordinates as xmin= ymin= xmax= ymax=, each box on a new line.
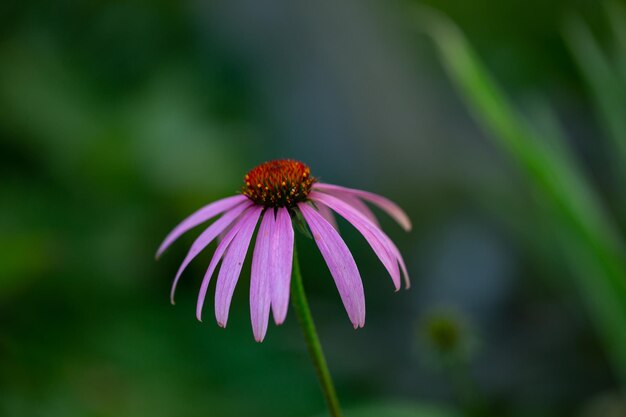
xmin=242 ymin=159 xmax=316 ymax=207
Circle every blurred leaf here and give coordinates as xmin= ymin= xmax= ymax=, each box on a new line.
xmin=563 ymin=5 xmax=626 ymax=174
xmin=417 ymin=6 xmax=626 ymax=384
xmin=605 ymin=1 xmax=626 ymax=85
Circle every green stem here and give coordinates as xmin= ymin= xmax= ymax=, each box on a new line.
xmin=291 ymin=244 xmax=343 ymax=417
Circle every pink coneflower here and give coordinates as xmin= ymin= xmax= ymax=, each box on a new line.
xmin=157 ymin=159 xmax=411 ymax=342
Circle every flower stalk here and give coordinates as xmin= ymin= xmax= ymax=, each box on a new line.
xmin=291 ymin=243 xmax=343 ymax=417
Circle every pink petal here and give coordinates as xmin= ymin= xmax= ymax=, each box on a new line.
xmin=388 ymin=238 xmax=411 ymax=289
xmin=313 ymin=183 xmax=412 ymax=231
xmin=314 ymin=202 xmax=339 ymax=232
xmin=196 ymin=207 xmax=254 ymax=321
xmin=311 ymin=191 xmax=401 ymax=290
xmin=214 ymin=206 xmax=263 ymax=327
xmin=170 ymin=201 xmax=253 ymax=304
xmin=249 ymin=210 xmax=274 ymax=342
xmin=156 ymin=195 xmax=248 ymax=258
xmin=298 ymin=203 xmax=365 ymax=328
xmin=339 ymin=194 xmax=379 ymax=227
xmin=270 ymin=207 xmax=294 ymax=325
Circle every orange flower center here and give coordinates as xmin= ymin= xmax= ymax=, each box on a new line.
xmin=242 ymin=159 xmax=316 ymax=207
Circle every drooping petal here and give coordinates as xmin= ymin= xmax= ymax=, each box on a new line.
xmin=156 ymin=195 xmax=248 ymax=258
xmin=298 ymin=203 xmax=365 ymax=328
xmin=314 ymin=202 xmax=339 ymax=232
xmin=170 ymin=201 xmax=253 ymax=304
xmin=216 ymin=214 xmax=240 ymax=244
xmin=311 ymin=191 xmax=400 ymax=290
xmin=196 ymin=207 xmax=254 ymax=321
xmin=339 ymin=194 xmax=379 ymax=227
xmin=214 ymin=206 xmax=263 ymax=327
xmin=313 ymin=183 xmax=412 ymax=231
xmin=387 ymin=238 xmax=411 ymax=289
xmin=270 ymin=207 xmax=294 ymax=325
xmin=216 ymin=228 xmax=229 ymax=244
xmin=249 ymin=210 xmax=274 ymax=342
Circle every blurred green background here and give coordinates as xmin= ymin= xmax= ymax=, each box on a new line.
xmin=2 ymin=1 xmax=626 ymax=416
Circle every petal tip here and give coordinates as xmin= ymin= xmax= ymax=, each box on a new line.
xmin=155 ymin=245 xmax=167 ymax=259
xmin=353 ymin=321 xmax=365 ymax=330
xmin=272 ymin=310 xmax=288 ymax=326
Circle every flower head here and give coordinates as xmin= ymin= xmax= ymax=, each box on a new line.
xmin=242 ymin=159 xmax=315 ymax=207
xmin=157 ymin=159 xmax=411 ymax=342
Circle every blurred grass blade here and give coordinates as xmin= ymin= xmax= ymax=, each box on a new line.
xmin=563 ymin=8 xmax=626 ymax=171
xmin=523 ymin=97 xmax=577 ymax=168
xmin=605 ymin=1 xmax=626 ymax=82
xmin=416 ymin=7 xmax=626 ymax=384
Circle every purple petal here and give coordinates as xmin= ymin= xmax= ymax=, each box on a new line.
xmin=298 ymin=203 xmax=365 ymax=328
xmin=157 ymin=195 xmax=248 ymax=258
xmin=170 ymin=201 xmax=253 ymax=304
xmin=250 ymin=210 xmax=274 ymax=342
xmin=341 ymin=194 xmax=380 ymax=227
xmin=196 ymin=207 xmax=253 ymax=321
xmin=388 ymin=238 xmax=411 ymax=289
xmin=270 ymin=207 xmax=294 ymax=325
xmin=214 ymin=206 xmax=263 ymax=327
xmin=313 ymin=183 xmax=412 ymax=231
xmin=315 ymin=202 xmax=339 ymax=232
xmin=311 ymin=192 xmax=401 ymax=290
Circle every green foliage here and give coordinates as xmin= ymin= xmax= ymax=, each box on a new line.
xmin=417 ymin=5 xmax=626 ymax=384
xmin=563 ymin=2 xmax=626 ymax=171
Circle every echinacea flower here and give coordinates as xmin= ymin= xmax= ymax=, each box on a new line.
xmin=157 ymin=159 xmax=411 ymax=342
